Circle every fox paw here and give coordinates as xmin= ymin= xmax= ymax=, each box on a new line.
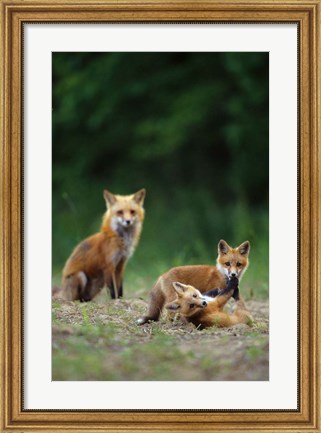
xmin=136 ymin=317 xmax=148 ymax=325
xmin=227 ymin=275 xmax=239 ymax=289
xmin=219 ymin=276 xmax=239 ymax=296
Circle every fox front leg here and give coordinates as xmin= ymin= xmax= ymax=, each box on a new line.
xmin=232 ymin=286 xmax=240 ymax=301
xmin=103 ymin=270 xmax=118 ymax=299
xmin=109 ymin=272 xmax=119 ymax=299
xmin=115 ymin=259 xmax=126 ymax=298
xmin=203 ymin=288 xmax=220 ymax=298
xmin=204 ymin=276 xmax=239 ymax=299
xmin=219 ymin=275 xmax=239 ymax=296
xmin=214 ymin=276 xmax=239 ymax=308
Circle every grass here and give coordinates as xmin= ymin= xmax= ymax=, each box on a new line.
xmin=52 ymin=195 xmax=269 ymax=381
xmin=52 ymin=296 xmax=269 ymax=381
xmin=52 ymin=185 xmax=269 ymax=298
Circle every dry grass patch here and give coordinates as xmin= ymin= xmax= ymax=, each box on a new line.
xmin=52 ymin=297 xmax=269 ymax=381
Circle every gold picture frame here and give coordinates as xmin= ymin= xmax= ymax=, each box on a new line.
xmin=1 ymin=0 xmax=320 ymax=431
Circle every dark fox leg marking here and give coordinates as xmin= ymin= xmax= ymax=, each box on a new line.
xmin=109 ymin=284 xmax=116 ymax=299
xmin=105 ymin=272 xmax=117 ymax=299
xmin=109 ymin=282 xmax=122 ymax=299
xmin=203 ymin=288 xmax=220 ymax=298
xmin=232 ymin=286 xmax=240 ymax=301
xmin=118 ymin=282 xmax=123 ymax=298
xmin=218 ymin=276 xmax=239 ymax=297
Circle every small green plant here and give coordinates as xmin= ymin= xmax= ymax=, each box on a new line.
xmin=81 ymin=305 xmax=90 ymax=326
xmin=246 ymin=345 xmax=264 ymax=360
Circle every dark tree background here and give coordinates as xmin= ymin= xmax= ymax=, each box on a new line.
xmin=52 ymin=52 xmax=269 ymax=297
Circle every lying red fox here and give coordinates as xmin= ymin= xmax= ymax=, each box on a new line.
xmin=165 ymin=276 xmax=252 ymax=329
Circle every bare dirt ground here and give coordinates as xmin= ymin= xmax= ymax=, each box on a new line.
xmin=52 ymin=297 xmax=269 ymax=381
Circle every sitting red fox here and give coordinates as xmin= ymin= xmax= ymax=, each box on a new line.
xmin=137 ymin=239 xmax=250 ymax=325
xmin=61 ymin=188 xmax=146 ymax=301
xmin=165 ymin=277 xmax=252 ymax=329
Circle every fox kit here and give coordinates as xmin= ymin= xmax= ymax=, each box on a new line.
xmin=137 ymin=239 xmax=250 ymax=325
xmin=61 ymin=188 xmax=146 ymax=301
xmin=165 ymin=277 xmax=252 ymax=329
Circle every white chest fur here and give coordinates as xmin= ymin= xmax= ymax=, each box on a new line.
xmin=111 ymin=222 xmax=140 ymax=265
xmin=202 ymin=295 xmax=216 ymax=304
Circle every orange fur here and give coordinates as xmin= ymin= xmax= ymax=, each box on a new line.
xmin=137 ymin=240 xmax=250 ymax=324
xmin=61 ymin=188 xmax=146 ymax=301
xmin=165 ymin=279 xmax=252 ymax=329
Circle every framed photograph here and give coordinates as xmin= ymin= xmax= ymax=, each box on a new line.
xmin=1 ymin=0 xmax=320 ymax=432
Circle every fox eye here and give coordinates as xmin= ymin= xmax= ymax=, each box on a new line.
xmin=116 ymin=210 xmax=123 ymax=216
xmin=225 ymin=262 xmax=230 ymax=266
xmin=190 ymin=304 xmax=195 ymax=308
xmin=130 ymin=209 xmax=136 ymax=216
xmin=237 ymin=262 xmax=242 ymax=267
xmin=193 ymin=294 xmax=197 ymax=298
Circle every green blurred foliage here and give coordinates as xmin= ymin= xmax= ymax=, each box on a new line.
xmin=52 ymin=52 xmax=269 ymax=297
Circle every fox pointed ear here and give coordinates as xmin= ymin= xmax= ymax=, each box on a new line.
xmin=165 ymin=301 xmax=181 ymax=311
xmin=172 ymin=281 xmax=188 ymax=295
xmin=103 ymin=189 xmax=117 ymax=207
xmin=238 ymin=241 xmax=250 ymax=256
xmin=218 ymin=239 xmax=230 ymax=255
xmin=133 ymin=188 xmax=146 ymax=205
